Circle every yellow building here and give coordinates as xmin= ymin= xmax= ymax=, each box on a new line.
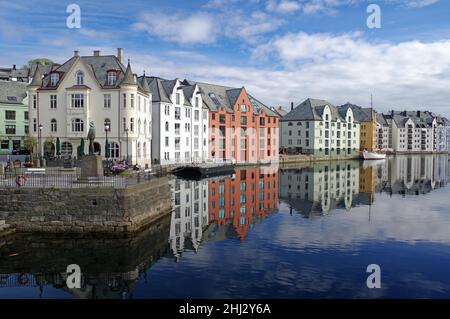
xmin=338 ymin=103 xmax=378 ymax=152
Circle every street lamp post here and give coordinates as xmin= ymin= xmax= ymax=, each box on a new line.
xmin=38 ymin=124 xmax=43 ymax=167
xmin=104 ymin=123 xmax=110 ymax=160
xmin=124 ymin=128 xmax=129 ymax=163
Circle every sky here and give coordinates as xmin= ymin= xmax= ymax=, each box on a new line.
xmin=1 ymin=0 xmax=450 ymax=116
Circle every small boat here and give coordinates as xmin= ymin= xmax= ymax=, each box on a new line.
xmin=362 ymin=150 xmax=387 ymax=160
xmin=172 ymin=160 xmax=236 ymax=180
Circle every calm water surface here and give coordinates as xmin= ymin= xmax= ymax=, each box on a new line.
xmin=1 ymin=155 xmax=450 ymax=299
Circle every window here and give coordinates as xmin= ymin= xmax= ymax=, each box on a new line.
xmin=176 ymin=93 xmax=181 ymax=105
xmin=143 ymin=142 xmax=147 ymax=158
xmin=50 ymin=73 xmax=59 ymax=86
xmin=24 ymin=125 xmax=29 ymax=134
xmin=76 ymin=71 xmax=84 ymax=85
xmin=109 ymin=142 xmax=119 ymax=158
xmin=71 ymin=94 xmax=84 ymax=108
xmin=241 ymin=116 xmax=247 ymax=125
xmin=123 ymin=93 xmax=126 ymax=108
xmin=241 ymin=104 xmax=246 ymax=113
xmin=104 ymin=94 xmax=111 ymax=108
xmin=107 ymin=72 xmax=117 ymax=85
xmin=5 ymin=125 xmax=15 ymax=135
xmin=1 ymin=140 xmax=8 ymax=150
xmin=123 ymin=118 xmax=127 ymax=131
xmin=144 ymin=120 xmax=147 ymax=135
xmin=165 ymin=105 xmax=170 ymax=115
xmin=175 ymin=123 xmax=180 ymax=135
xmin=165 ymin=137 xmax=169 ymax=147
xmin=130 ymin=118 xmax=134 ymax=132
xmin=50 ymin=95 xmax=57 ymax=109
xmin=165 ymin=121 xmax=169 ymax=132
xmin=138 ymin=96 xmax=141 ymax=111
xmin=194 ymin=110 xmax=199 ymax=121
xmin=138 ymin=119 xmax=141 ymax=134
xmin=137 ymin=142 xmax=141 ymax=158
xmin=185 ymin=108 xmax=191 ymax=118
xmin=32 ymin=95 xmax=37 ymax=109
xmin=71 ymin=118 xmax=84 ymax=132
xmin=130 ymin=94 xmax=135 ymax=108
xmin=33 ymin=118 xmax=37 ymax=132
xmin=5 ymin=111 xmax=15 ymax=120
xmin=51 ymin=119 xmax=57 ymax=132
xmin=203 ymin=111 xmax=207 ymax=120
xmin=61 ymin=142 xmax=73 ymax=156
xmin=175 ymin=107 xmax=181 ymax=120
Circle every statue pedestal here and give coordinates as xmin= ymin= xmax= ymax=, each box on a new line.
xmin=80 ymin=155 xmax=103 ymax=178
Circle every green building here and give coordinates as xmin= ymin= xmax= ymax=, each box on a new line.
xmin=0 ymin=80 xmax=29 ymax=155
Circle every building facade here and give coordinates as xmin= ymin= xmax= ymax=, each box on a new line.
xmin=338 ymin=103 xmax=377 ymax=152
xmin=193 ymin=82 xmax=279 ymax=164
xmin=0 ymin=81 xmax=29 ymax=155
xmin=27 ymin=49 xmax=152 ymax=166
xmin=376 ymin=113 xmax=390 ymax=151
xmin=142 ymin=77 xmax=209 ymax=166
xmin=389 ymin=111 xmax=437 ymax=153
xmin=280 ymin=98 xmax=360 ymax=157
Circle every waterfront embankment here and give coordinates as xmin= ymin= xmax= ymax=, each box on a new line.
xmin=0 ymin=176 xmax=172 ymax=234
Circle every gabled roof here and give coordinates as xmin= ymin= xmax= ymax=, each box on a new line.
xmin=0 ymin=80 xmax=28 ymax=104
xmin=282 ymin=98 xmax=341 ymax=121
xmin=338 ymin=103 xmax=373 ymax=122
xmin=376 ymin=113 xmax=388 ymax=126
xmin=29 ymin=66 xmax=43 ymax=87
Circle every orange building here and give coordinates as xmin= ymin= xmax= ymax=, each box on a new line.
xmin=190 ymin=82 xmax=279 ymax=164
xmin=208 ymin=167 xmax=279 ymax=240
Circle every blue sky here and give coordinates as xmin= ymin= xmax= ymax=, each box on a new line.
xmin=1 ymin=0 xmax=450 ymax=116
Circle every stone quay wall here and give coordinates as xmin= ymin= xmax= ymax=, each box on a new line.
xmin=0 ymin=176 xmax=172 ymax=234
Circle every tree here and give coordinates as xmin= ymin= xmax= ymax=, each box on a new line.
xmin=23 ymin=135 xmax=37 ymax=158
xmin=27 ymin=58 xmax=54 ymax=68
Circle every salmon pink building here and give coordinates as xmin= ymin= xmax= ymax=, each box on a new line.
xmin=186 ymin=81 xmax=279 ymax=164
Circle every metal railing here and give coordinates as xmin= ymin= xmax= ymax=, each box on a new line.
xmin=0 ymin=170 xmax=166 ymax=189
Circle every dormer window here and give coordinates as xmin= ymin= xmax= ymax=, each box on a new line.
xmin=107 ymin=71 xmax=117 ymax=86
xmin=50 ymin=73 xmax=59 ymax=86
xmin=76 ymin=71 xmax=84 ymax=85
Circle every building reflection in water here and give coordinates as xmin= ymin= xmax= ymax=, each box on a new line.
xmin=279 ymin=161 xmax=360 ymax=216
xmin=168 ymin=166 xmax=279 ymax=261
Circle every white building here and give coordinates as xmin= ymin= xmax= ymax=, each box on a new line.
xmin=142 ymin=77 xmax=209 ymax=165
xmin=376 ymin=113 xmax=390 ymax=150
xmin=169 ymin=178 xmax=209 ymax=261
xmin=389 ymin=111 xmax=437 ymax=153
xmin=280 ymin=98 xmax=360 ymax=157
xmin=28 ymin=49 xmax=152 ymax=167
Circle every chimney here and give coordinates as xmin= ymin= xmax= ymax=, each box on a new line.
xmin=291 ymin=102 xmax=294 ymax=111
xmin=93 ymin=50 xmax=101 ymax=56
xmin=117 ymin=48 xmax=123 ymax=63
xmin=74 ymin=50 xmax=80 ymax=57
xmin=13 ymin=64 xmax=16 ymax=70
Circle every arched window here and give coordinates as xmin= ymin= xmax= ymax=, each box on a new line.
xmin=104 ymin=118 xmax=111 ymax=131
xmin=143 ymin=142 xmax=147 ymax=158
xmin=71 ymin=118 xmax=84 ymax=132
xmin=76 ymin=71 xmax=84 ymax=85
xmin=137 ymin=142 xmax=141 ymax=158
xmin=61 ymin=142 xmax=73 ymax=156
xmin=165 ymin=121 xmax=169 ymax=132
xmin=51 ymin=119 xmax=57 ymax=132
xmin=288 ymin=122 xmax=293 ymax=126
xmin=109 ymin=142 xmax=119 ymax=159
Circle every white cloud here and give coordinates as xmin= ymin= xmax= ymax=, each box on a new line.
xmin=266 ymin=0 xmax=302 ymax=13
xmin=132 ymin=12 xmax=218 ymax=45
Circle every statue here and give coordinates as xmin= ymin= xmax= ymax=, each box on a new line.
xmin=87 ymin=121 xmax=96 ymax=155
